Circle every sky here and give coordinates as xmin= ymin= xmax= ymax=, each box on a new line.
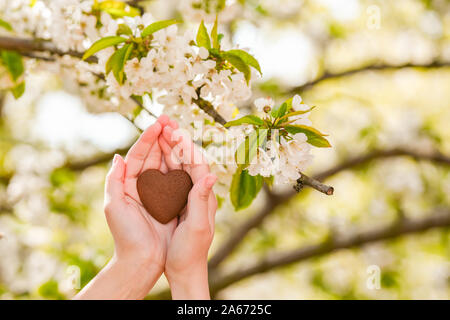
xmin=32 ymin=91 xmax=137 ymax=153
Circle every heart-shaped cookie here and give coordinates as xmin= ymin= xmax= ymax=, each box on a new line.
xmin=137 ymin=169 xmax=193 ymax=224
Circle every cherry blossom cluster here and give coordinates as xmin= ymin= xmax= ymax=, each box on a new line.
xmin=247 ymin=95 xmax=314 ymax=184
xmin=99 ymin=14 xmax=253 ymax=122
xmin=1 ymin=0 xmax=253 ymax=119
xmin=0 ymin=0 xmax=330 ymax=207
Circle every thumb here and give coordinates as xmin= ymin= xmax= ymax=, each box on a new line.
xmin=104 ymin=154 xmax=125 ymax=211
xmin=187 ymin=174 xmax=217 ymax=227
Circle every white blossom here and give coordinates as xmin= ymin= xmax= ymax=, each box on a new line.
xmin=254 ymin=97 xmax=275 ymax=113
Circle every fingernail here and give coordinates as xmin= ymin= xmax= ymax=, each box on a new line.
xmin=113 ymin=154 xmax=120 ymax=165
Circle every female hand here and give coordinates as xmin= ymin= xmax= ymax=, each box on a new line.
xmin=158 ymin=118 xmax=218 ymax=299
xmin=105 ymin=118 xmax=177 ymax=268
xmin=76 ymin=117 xmax=176 ymax=299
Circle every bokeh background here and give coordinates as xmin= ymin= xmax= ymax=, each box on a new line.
xmin=1 ymin=0 xmax=450 ymax=299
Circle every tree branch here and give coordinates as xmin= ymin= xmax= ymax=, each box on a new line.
xmin=208 ymin=209 xmax=450 ymax=295
xmin=0 ymin=35 xmax=157 ymax=125
xmin=0 ymin=146 xmax=131 ymax=186
xmin=208 ymin=190 xmax=293 ymax=269
xmin=0 ymin=36 xmax=98 ymax=63
xmin=193 ymin=95 xmax=227 ymax=126
xmin=149 ymin=208 xmax=450 ymax=299
xmin=206 ymin=147 xmax=450 ymax=271
xmin=0 ymin=35 xmax=335 ymax=197
xmin=65 ymin=148 xmax=130 ymax=171
xmin=287 ymin=61 xmax=450 ymax=94
xmin=313 ymin=148 xmax=450 ymax=181
xmin=295 ymin=173 xmax=334 ymax=195
xmin=0 ymin=92 xmax=5 ymax=117
xmin=0 ymin=36 xmax=226 ymax=124
xmin=3 ymin=39 xmax=450 ymax=200
xmin=126 ymin=0 xmax=146 ymax=13
xmin=0 ymin=203 xmax=13 ymax=214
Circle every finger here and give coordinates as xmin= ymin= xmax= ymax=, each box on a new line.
xmin=142 ymin=139 xmax=162 ymax=171
xmin=161 ymin=126 xmax=189 ymax=169
xmin=125 ymin=122 xmax=162 ymax=178
xmin=162 ymin=126 xmax=209 ymax=183
xmin=208 ymin=191 xmax=218 ymax=225
xmin=179 ymin=134 xmax=210 ymax=183
xmin=104 ymin=155 xmax=126 ymax=209
xmin=159 ymin=135 xmax=182 ymax=170
xmin=186 ymin=174 xmax=217 ymax=227
xmin=169 ymin=119 xmax=178 ymax=129
xmin=160 ymin=156 xmax=168 ymax=173
xmin=161 ymin=125 xmax=178 ymax=148
xmin=157 ymin=114 xmax=170 ymax=127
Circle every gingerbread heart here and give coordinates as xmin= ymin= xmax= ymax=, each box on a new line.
xmin=137 ymin=169 xmax=193 ymax=224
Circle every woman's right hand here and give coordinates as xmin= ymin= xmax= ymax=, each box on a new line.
xmin=76 ymin=117 xmax=178 ymax=300
xmin=104 ymin=118 xmax=177 ymax=273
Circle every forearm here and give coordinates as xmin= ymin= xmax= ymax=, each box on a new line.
xmin=167 ymin=263 xmax=210 ymax=300
xmin=74 ymin=256 xmax=162 ymax=300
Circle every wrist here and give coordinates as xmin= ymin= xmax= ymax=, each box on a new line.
xmin=74 ymin=255 xmax=163 ymax=300
xmin=115 ymin=251 xmax=164 ymax=275
xmin=166 ymin=262 xmax=210 ymax=300
xmin=109 ymin=255 xmax=163 ymax=299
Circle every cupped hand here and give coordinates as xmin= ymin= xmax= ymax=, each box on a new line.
xmin=79 ymin=115 xmax=216 ymax=299
xmin=157 ymin=118 xmax=218 ymax=290
xmin=104 ymin=116 xmax=176 ymax=271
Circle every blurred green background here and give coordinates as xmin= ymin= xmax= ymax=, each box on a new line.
xmin=0 ymin=0 xmax=449 ymax=299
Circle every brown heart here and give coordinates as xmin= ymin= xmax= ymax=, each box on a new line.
xmin=136 ymin=169 xmax=193 ymax=224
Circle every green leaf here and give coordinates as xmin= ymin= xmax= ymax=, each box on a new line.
xmin=278 ymin=106 xmax=315 ymax=123
xmin=282 ymin=97 xmax=294 ymax=111
xmin=141 ymin=19 xmax=179 ymax=38
xmin=117 ymin=24 xmax=133 ymax=36
xmin=106 ymin=43 xmax=134 ymax=84
xmin=264 ymin=176 xmax=274 ymax=187
xmin=103 ymin=7 xmax=140 ymax=18
xmin=11 ymin=81 xmax=25 ymax=99
xmin=230 ymin=167 xmax=263 ymax=211
xmin=225 ymin=49 xmax=262 ymax=75
xmin=0 ymin=19 xmax=12 ymax=31
xmin=218 ymin=33 xmax=224 ymax=44
xmin=98 ymin=0 xmax=140 ymax=17
xmin=196 ymin=20 xmax=211 ymax=49
xmin=98 ymin=0 xmax=126 ymax=10
xmin=224 ymin=115 xmax=264 ymax=128
xmin=0 ymin=50 xmax=25 ymax=99
xmin=279 ymin=103 xmax=288 ymax=117
xmin=82 ymin=36 xmax=127 ymax=60
xmin=271 ymin=102 xmax=288 ymax=118
xmin=284 ymin=125 xmax=331 ymax=148
xmin=235 ymin=128 xmax=268 ymax=166
xmin=222 ymin=52 xmax=251 ymax=83
xmin=211 ymin=16 xmax=219 ymax=49
xmin=1 ymin=51 xmax=24 ymax=81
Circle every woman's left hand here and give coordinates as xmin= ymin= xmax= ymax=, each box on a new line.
xmin=158 ymin=119 xmax=218 ymax=299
